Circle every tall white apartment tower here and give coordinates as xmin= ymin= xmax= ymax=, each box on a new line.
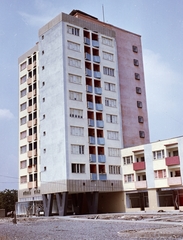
xmin=18 ymin=10 xmax=150 ymax=215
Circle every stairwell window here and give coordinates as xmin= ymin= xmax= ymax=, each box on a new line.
xmin=68 ymin=57 xmax=81 ymax=68
xmin=67 ymin=25 xmax=80 ymax=36
xmin=69 ymin=91 xmax=82 ymax=101
xmin=71 ymin=145 xmax=84 ymax=154
xmin=103 ymin=67 xmax=114 ymax=76
xmin=72 ymin=163 xmax=85 ymax=173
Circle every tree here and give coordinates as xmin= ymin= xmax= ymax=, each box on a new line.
xmin=0 ymin=189 xmax=18 ymax=214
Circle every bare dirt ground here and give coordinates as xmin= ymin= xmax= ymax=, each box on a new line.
xmin=1 ymin=212 xmax=183 ymax=239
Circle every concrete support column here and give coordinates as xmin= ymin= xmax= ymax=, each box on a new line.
xmin=42 ymin=194 xmax=54 ymax=216
xmin=55 ymin=192 xmax=68 ymax=216
xmin=86 ymin=192 xmax=99 ymax=214
xmin=72 ymin=193 xmax=83 ymax=215
xmin=148 ymin=189 xmax=158 ymax=210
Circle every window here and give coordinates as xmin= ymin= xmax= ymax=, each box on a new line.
xmin=43 ymin=131 xmax=46 ymax=136
xmin=69 ymin=91 xmax=82 ymax=101
xmin=42 ymin=35 xmax=44 ymax=40
xmin=71 ymin=145 xmax=84 ymax=154
xmin=138 ymin=116 xmax=144 ymax=123
xmin=102 ymin=37 xmax=113 ymax=46
xmin=153 ymin=150 xmax=164 ymax=160
xmin=108 ymin=148 xmax=120 ymax=157
xmin=139 ymin=131 xmax=145 ymax=138
xmin=137 ymin=101 xmax=142 ymax=108
xmin=68 ymin=41 xmax=80 ymax=52
xmin=20 ymin=102 xmax=27 ymax=111
xmin=124 ymin=174 xmax=134 ymax=183
xmin=20 ymin=116 xmax=26 ymax=125
xmin=20 ymin=145 xmax=27 ymax=154
xmin=135 ymin=73 xmax=140 ymax=80
xmin=133 ymin=59 xmax=139 ymax=66
xmin=43 ymin=98 xmax=45 ymax=102
xmin=103 ymin=67 xmax=114 ymax=76
xmin=68 ymin=57 xmax=81 ymax=68
xmin=70 ymin=126 xmax=84 ymax=136
xmin=123 ymin=156 xmax=133 ymax=165
xmin=20 ymin=89 xmax=27 ymax=98
xmin=69 ymin=74 xmax=82 ymax=84
xmin=103 ymin=51 xmax=114 ymax=61
xmin=154 ymin=169 xmax=166 ymax=179
xmin=42 ymin=66 xmax=45 ymax=70
xmin=106 ymin=114 xmax=117 ymax=124
xmin=20 ymin=160 xmax=27 ymax=169
xmin=105 ymin=98 xmax=116 ymax=107
xmin=136 ymin=87 xmax=141 ymax=94
xmin=20 ymin=75 xmax=27 ymax=84
xmin=42 ymin=50 xmax=44 ymax=55
xmin=43 ymin=114 xmax=45 ymax=119
xmin=107 ymin=131 xmax=119 ymax=140
xmin=20 ymin=61 xmax=26 ymax=71
xmin=109 ymin=165 xmax=121 ymax=174
xmin=20 ymin=131 xmax=26 ymax=140
xmin=104 ymin=82 xmax=116 ymax=92
xmin=70 ymin=108 xmax=83 ymax=118
xmin=42 ymin=82 xmax=45 ymax=86
xmin=72 ymin=163 xmax=85 ymax=173
xmin=43 ymin=149 xmax=46 ymax=153
xmin=67 ymin=25 xmax=80 ymax=36
xmin=132 ymin=45 xmax=138 ymax=53
xmin=20 ymin=175 xmax=27 ymax=184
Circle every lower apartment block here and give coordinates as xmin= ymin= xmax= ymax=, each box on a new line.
xmin=121 ymin=136 xmax=183 ymax=212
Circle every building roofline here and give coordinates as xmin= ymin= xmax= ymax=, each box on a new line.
xmin=69 ymin=9 xmax=98 ymax=20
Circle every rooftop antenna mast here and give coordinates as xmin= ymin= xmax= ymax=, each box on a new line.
xmin=102 ymin=4 xmax=105 ymax=22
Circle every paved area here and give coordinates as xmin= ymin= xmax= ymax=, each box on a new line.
xmin=1 ymin=213 xmax=183 ymax=239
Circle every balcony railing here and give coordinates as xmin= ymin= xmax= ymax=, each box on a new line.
xmin=94 ymin=87 xmax=102 ymax=95
xmin=96 ymin=120 xmax=104 ymax=128
xmin=98 ymin=155 xmax=106 ymax=163
xmin=27 ymin=120 xmax=32 ymax=128
xmin=85 ymin=52 xmax=91 ymax=61
xmin=27 ymin=92 xmax=32 ymax=99
xmin=93 ymin=55 xmax=100 ymax=63
xmin=97 ymin=137 xmax=105 ymax=145
xmin=99 ymin=173 xmax=107 ymax=181
xmin=135 ymin=180 xmax=147 ymax=189
xmin=90 ymin=173 xmax=97 ymax=180
xmin=27 ymin=64 xmax=32 ymax=71
xmin=133 ymin=161 xmax=146 ymax=171
xmin=84 ymin=37 xmax=90 ymax=45
xmin=27 ymin=77 xmax=32 ymax=85
xmin=87 ymin=101 xmax=94 ymax=109
xmin=89 ymin=136 xmax=95 ymax=144
xmin=94 ymin=71 xmax=101 ymax=79
xmin=27 ymin=135 xmax=32 ymax=142
xmin=28 ymin=181 xmax=37 ymax=189
xmin=86 ymin=68 xmax=92 ymax=77
xmin=89 ymin=154 xmax=96 ymax=163
xmin=92 ymin=40 xmax=99 ymax=48
xmin=86 ymin=85 xmax=92 ymax=93
xmin=168 ymin=176 xmax=182 ymax=186
xmin=165 ymin=156 xmax=180 ymax=166
xmin=96 ymin=103 xmax=103 ymax=111
xmin=88 ymin=119 xmax=94 ymax=127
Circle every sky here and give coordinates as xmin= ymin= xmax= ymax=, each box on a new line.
xmin=0 ymin=0 xmax=183 ymax=190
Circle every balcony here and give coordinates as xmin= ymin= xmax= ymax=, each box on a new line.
xmin=96 ymin=103 xmax=103 ymax=111
xmin=96 ymin=120 xmax=104 ymax=128
xmin=90 ymin=173 xmax=97 ymax=180
xmin=92 ymin=40 xmax=99 ymax=48
xmin=28 ymin=165 xmax=33 ymax=173
xmin=27 ymin=64 xmax=32 ymax=71
xmin=86 ymin=68 xmax=92 ymax=77
xmin=98 ymin=155 xmax=106 ymax=163
xmin=33 ymin=119 xmax=37 ymax=126
xmin=135 ymin=181 xmax=147 ymax=189
xmin=33 ymin=75 xmax=36 ymax=82
xmin=27 ymin=77 xmax=32 ymax=85
xmin=133 ymin=162 xmax=146 ymax=171
xmin=97 ymin=137 xmax=105 ymax=145
xmin=85 ymin=52 xmax=91 ymax=61
xmin=27 ymin=120 xmax=32 ymax=128
xmin=28 ymin=106 xmax=32 ymax=113
xmin=33 ymin=149 xmax=37 ymax=156
xmin=27 ymin=165 xmax=37 ymax=173
xmin=94 ymin=71 xmax=101 ymax=79
xmin=93 ymin=55 xmax=100 ymax=63
xmin=33 ymin=89 xmax=37 ymax=96
xmin=89 ymin=154 xmax=96 ymax=163
xmin=86 ymin=85 xmax=92 ymax=93
xmin=94 ymin=87 xmax=102 ymax=95
xmin=84 ymin=37 xmax=90 ymax=45
xmin=27 ymin=151 xmax=32 ymax=158
xmin=89 ymin=136 xmax=95 ymax=144
xmin=28 ymin=181 xmax=37 ymax=189
xmin=168 ymin=177 xmax=182 ymax=186
xmin=33 ymin=133 xmax=37 ymax=141
xmin=27 ymin=135 xmax=32 ymax=142
xmin=33 ymin=61 xmax=37 ymax=68
xmin=33 ymin=104 xmax=37 ymax=111
xmin=88 ymin=119 xmax=94 ymax=127
xmin=87 ymin=101 xmax=94 ymax=110
xmin=27 ymin=92 xmax=32 ymax=99
xmin=99 ymin=173 xmax=107 ymax=181
xmin=165 ymin=156 xmax=180 ymax=166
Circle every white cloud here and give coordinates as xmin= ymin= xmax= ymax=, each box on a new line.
xmin=0 ymin=109 xmax=14 ymax=120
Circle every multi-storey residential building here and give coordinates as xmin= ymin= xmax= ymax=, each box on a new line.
xmin=17 ymin=10 xmax=150 ymax=215
xmin=122 ymin=136 xmax=183 ymax=212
